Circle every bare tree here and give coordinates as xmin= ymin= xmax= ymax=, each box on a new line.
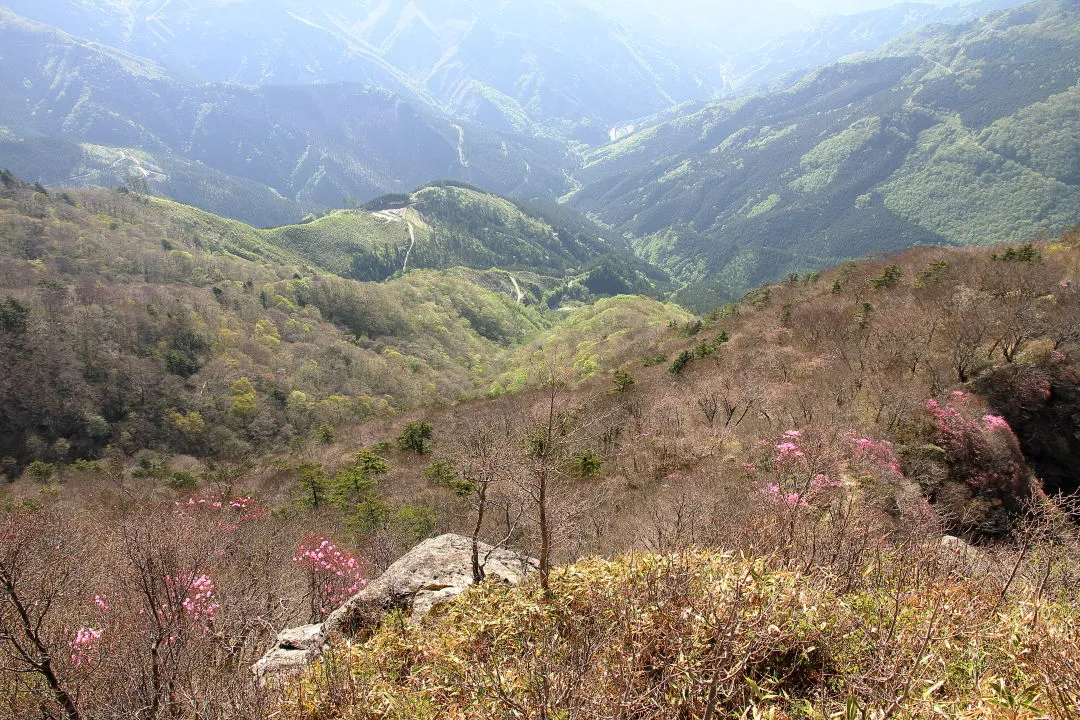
xmin=517 ymin=363 xmax=610 ymax=594
xmin=450 ymin=414 xmax=523 ymax=584
xmin=0 ymin=512 xmax=85 ymax=720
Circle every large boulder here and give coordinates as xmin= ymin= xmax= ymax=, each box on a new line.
xmin=253 ymin=533 xmax=536 ymax=680
xmin=940 ymin=534 xmax=1001 ymax=581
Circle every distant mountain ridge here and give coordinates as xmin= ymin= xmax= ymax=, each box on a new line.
xmin=0 ymin=0 xmax=1028 ymax=144
xmin=0 ymin=8 xmax=573 ymax=220
xmin=567 ymin=0 xmax=1080 ymax=308
xmin=0 ymin=0 xmax=1072 ymax=308
xmin=0 ymin=0 xmax=719 ymax=143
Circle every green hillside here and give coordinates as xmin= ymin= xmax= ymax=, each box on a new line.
xmin=0 ymin=129 xmax=312 ymax=227
xmin=264 ymin=183 xmax=671 ymax=305
xmin=0 ymin=175 xmax=680 ymax=466
xmin=569 ymin=0 xmax=1080 ymax=309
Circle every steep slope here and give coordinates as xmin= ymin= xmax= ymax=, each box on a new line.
xmin=2 ymin=0 xmax=1019 ymax=145
xmin=0 ymin=175 xmax=681 ymax=465
xmin=569 ymin=0 xmax=1080 ymax=308
xmin=0 ymin=128 xmax=312 ymax=227
xmin=0 ymin=9 xmax=573 ymax=216
xmin=725 ymin=0 xmax=1028 ymax=91
xmin=3 ymin=188 xmax=1080 ymax=719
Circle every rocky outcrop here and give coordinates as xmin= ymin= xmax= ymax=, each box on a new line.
xmin=253 ymin=533 xmax=536 ymax=680
xmin=252 ymin=623 xmax=325 ymax=679
xmin=940 ymin=534 xmax=1008 ymax=582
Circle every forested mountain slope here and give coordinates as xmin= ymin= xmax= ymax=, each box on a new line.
xmin=570 ymin=0 xmax=1080 ymax=308
xmin=0 ymin=9 xmax=573 ymax=220
xmin=1 ymin=0 xmax=1030 ymax=147
xmin=0 ymin=175 xmax=684 ymax=467
xmin=265 ymin=183 xmax=669 ymax=300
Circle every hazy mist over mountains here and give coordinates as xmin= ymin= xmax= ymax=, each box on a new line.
xmin=0 ymin=0 xmax=1069 ymax=304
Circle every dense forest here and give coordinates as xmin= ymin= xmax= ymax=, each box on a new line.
xmin=0 ymin=176 xmax=686 ymax=471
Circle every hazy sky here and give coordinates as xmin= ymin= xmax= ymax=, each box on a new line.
xmin=785 ymin=0 xmax=953 ymax=12
xmin=617 ymin=0 xmax=955 ymax=16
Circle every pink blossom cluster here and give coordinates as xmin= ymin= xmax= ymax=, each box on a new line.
xmin=177 ymin=491 xmax=268 ymax=521
xmin=762 ymin=484 xmax=809 ymax=508
xmin=775 ymin=442 xmax=805 ymax=463
xmin=925 ymin=399 xmax=983 ymax=465
xmin=181 ymin=575 xmax=220 ymax=621
xmin=165 ymin=574 xmax=221 ymax=632
xmin=761 ymin=474 xmax=842 ymax=509
xmin=1049 ymin=349 xmax=1067 ymax=365
xmin=925 ymin=397 xmax=1024 ymax=492
xmin=294 ymin=538 xmax=367 ymax=613
xmin=70 ymin=627 xmax=102 ymax=667
xmin=94 ymin=594 xmax=110 ymax=612
xmin=851 ymin=436 xmax=903 ymax=477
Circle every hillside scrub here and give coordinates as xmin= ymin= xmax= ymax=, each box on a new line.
xmin=284 ymin=494 xmax=1080 ymax=720
xmin=0 ymin=486 xmax=358 ymax=718
xmin=2 ymin=183 xmax=1080 ymax=716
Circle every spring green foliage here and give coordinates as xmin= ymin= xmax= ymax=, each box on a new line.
xmin=0 ymin=296 xmax=29 ymax=331
xmin=423 ymin=461 xmax=474 ymax=497
xmin=868 ymin=264 xmax=903 ymax=290
xmin=295 ymin=463 xmax=331 ymax=510
xmin=0 ymin=181 xmax=686 ymax=466
xmin=993 ymin=243 xmax=1041 ymax=263
xmin=611 ymin=370 xmax=636 ymax=392
xmin=495 ymin=295 xmax=693 ymax=388
xmin=397 ymin=421 xmax=434 ymax=455
xmin=316 ymin=425 xmax=336 ymax=445
xmin=640 ymin=353 xmax=668 ymax=367
xmin=572 ymin=450 xmax=603 ymax=478
xmin=332 ymin=452 xmax=390 ymax=514
xmin=668 ymin=350 xmax=693 ymax=375
xmin=165 ymin=471 xmax=197 ymax=490
xmin=25 ymin=461 xmax=55 ymax=482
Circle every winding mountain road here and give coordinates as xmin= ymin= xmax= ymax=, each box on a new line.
xmin=402 ymin=222 xmax=416 ymax=273
xmin=508 ymin=274 xmax=525 ymax=303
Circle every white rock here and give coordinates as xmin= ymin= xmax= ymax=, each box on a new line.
xmin=253 ymin=534 xmax=535 ymax=680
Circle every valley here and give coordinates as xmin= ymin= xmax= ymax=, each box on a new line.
xmin=0 ymin=0 xmax=1077 ymax=717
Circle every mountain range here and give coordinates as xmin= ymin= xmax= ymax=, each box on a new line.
xmin=569 ymin=0 xmax=1080 ymax=305
xmin=0 ymin=0 xmax=1074 ymax=304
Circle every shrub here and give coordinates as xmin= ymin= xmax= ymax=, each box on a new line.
xmin=611 ymin=370 xmax=636 ymax=392
xmin=868 ymin=264 xmax=903 ymax=289
xmin=166 ymin=471 xmax=198 ymax=490
xmin=26 ymin=461 xmax=56 ymax=483
xmin=669 ymin=350 xmax=693 ymax=375
xmin=397 ymin=421 xmax=434 ymax=454
xmin=316 ymin=424 xmax=335 ymax=445
xmin=640 ymin=353 xmax=667 ymax=367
